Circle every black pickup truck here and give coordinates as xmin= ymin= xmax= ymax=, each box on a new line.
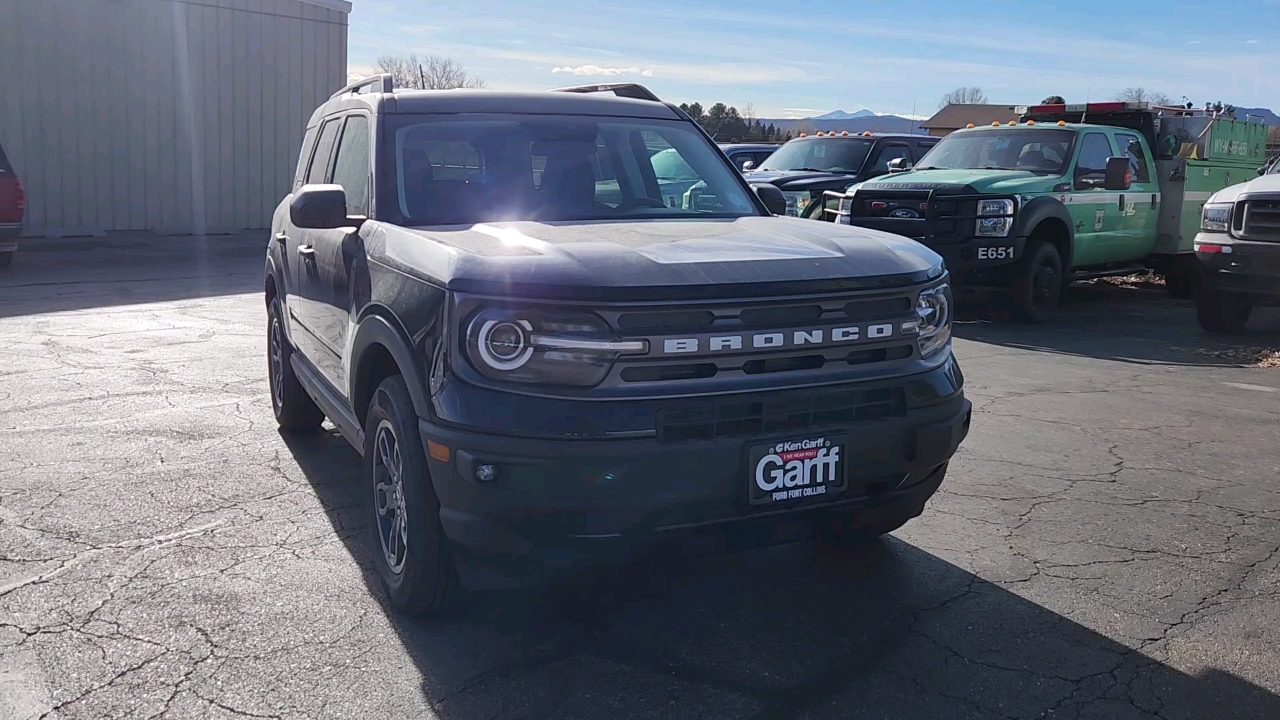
xmin=265 ymin=79 xmax=970 ymax=614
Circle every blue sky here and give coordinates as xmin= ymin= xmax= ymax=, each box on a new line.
xmin=347 ymin=0 xmax=1279 ymax=119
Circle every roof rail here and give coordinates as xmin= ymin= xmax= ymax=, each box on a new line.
xmin=549 ymin=83 xmax=661 ymax=102
xmin=330 ymin=73 xmax=395 ymax=100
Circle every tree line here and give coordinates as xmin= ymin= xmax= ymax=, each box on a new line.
xmin=677 ymin=102 xmax=791 ymax=142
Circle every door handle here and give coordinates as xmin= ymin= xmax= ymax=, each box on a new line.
xmin=273 ymin=232 xmax=288 ymax=244
xmin=297 ymin=245 xmax=315 ymax=257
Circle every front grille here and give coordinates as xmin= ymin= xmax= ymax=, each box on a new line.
xmin=848 ymin=190 xmax=968 ymax=242
xmin=658 ymin=387 xmax=905 ymax=442
xmin=1240 ymin=198 xmax=1280 ymax=241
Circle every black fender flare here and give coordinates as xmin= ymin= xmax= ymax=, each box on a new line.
xmin=348 ymin=311 xmax=433 ymax=422
xmin=1015 ymin=197 xmax=1075 ymax=270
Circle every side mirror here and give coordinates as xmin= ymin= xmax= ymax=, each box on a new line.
xmin=887 ymin=157 xmax=912 ymax=173
xmin=751 ymin=183 xmax=788 ymax=216
xmin=290 ymin=184 xmax=351 ymax=229
xmin=1103 ymin=156 xmax=1131 ymax=191
xmin=1259 ymin=166 xmax=1268 ymax=176
xmin=741 ymin=160 xmax=756 ymax=172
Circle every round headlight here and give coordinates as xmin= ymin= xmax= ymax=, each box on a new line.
xmin=476 ymin=319 xmax=534 ymax=370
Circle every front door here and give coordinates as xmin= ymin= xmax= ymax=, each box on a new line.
xmin=303 ymin=114 xmax=372 ymax=396
xmin=1066 ymin=132 xmax=1124 ymax=268
xmin=1113 ymin=131 xmax=1159 ymax=262
xmin=288 ymin=116 xmax=344 ymax=365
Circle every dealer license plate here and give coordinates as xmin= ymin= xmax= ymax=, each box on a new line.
xmin=747 ymin=434 xmax=849 ymax=506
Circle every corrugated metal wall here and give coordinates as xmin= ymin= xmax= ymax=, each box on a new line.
xmin=0 ymin=0 xmax=348 ymax=236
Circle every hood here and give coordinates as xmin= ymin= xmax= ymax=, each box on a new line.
xmin=862 ymin=168 xmax=1057 ymax=194
xmin=743 ymin=169 xmax=859 ymax=190
xmin=1209 ymin=173 xmax=1280 ymax=204
xmin=375 ymin=216 xmax=943 ymax=301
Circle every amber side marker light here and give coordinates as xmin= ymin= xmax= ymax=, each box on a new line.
xmin=427 ymin=440 xmax=451 ymax=462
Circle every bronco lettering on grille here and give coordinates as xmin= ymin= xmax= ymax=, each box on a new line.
xmin=655 ymin=323 xmax=897 ymax=356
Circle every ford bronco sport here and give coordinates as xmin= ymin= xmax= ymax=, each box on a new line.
xmin=265 ymin=78 xmax=971 ymax=614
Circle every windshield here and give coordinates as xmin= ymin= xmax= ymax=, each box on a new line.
xmin=379 ymin=115 xmax=758 ymax=225
xmin=758 ymin=138 xmax=873 ymax=174
xmin=917 ymin=129 xmax=1076 ymax=175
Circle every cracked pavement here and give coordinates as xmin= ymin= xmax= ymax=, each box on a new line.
xmin=1 ymin=235 xmax=1279 ymax=719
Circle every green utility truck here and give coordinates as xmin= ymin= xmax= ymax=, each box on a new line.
xmin=822 ymin=102 xmax=1268 ymax=322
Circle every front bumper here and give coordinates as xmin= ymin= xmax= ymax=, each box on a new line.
xmin=419 ymin=358 xmax=971 ymax=587
xmin=1195 ymin=232 xmax=1280 ymax=297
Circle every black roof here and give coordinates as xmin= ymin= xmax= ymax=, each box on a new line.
xmin=309 ymin=86 xmax=683 ymax=127
xmin=791 ymin=133 xmax=929 ymax=141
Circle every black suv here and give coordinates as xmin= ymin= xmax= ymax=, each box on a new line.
xmin=266 ymin=78 xmax=970 ymax=614
xmin=743 ymin=133 xmax=937 ymax=218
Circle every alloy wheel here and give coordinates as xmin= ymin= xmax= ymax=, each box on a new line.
xmin=373 ymin=420 xmax=409 ymax=575
xmin=269 ymin=316 xmax=285 ymax=409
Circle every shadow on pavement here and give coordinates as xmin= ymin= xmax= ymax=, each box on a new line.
xmin=281 ymin=429 xmax=1280 ymax=719
xmin=955 ymin=281 xmax=1280 ymax=368
xmin=0 ymin=233 xmax=265 ymax=318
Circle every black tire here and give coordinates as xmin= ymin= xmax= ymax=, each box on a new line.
xmin=365 ymin=375 xmax=457 ymax=615
xmin=1163 ymin=262 xmax=1197 ymax=300
xmin=1009 ymin=240 xmax=1063 ymax=324
xmin=0 ymin=251 xmax=12 ymax=268
xmin=267 ymin=297 xmax=325 ymax=432
xmin=1196 ymin=288 xmax=1255 ymax=334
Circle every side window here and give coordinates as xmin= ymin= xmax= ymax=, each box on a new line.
xmin=1075 ymin=133 xmax=1114 ymax=175
xmin=1115 ymin=133 xmax=1151 ymax=183
xmin=753 ymin=151 xmax=774 ymax=167
xmin=870 ymin=144 xmax=911 ymax=173
xmin=293 ymin=127 xmax=318 ymax=190
xmin=913 ymin=141 xmax=937 ymax=162
xmin=331 ymin=115 xmax=371 ymax=216
xmin=644 ymin=134 xmax=700 ymax=208
xmin=306 ymin=119 xmax=343 ymax=185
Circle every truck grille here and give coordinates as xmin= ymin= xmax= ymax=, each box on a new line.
xmin=596 ymin=288 xmax=922 ymax=391
xmin=657 ymin=386 xmax=904 ymax=442
xmin=847 ymin=189 xmax=967 ymax=243
xmin=1239 ymin=197 xmax=1280 ymax=241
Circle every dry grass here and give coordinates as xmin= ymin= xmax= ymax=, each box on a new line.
xmin=1091 ymin=271 xmax=1165 ymax=290
xmin=1193 ymin=346 xmax=1280 ymax=368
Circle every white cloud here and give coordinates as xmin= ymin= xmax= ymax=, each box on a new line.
xmin=347 ymin=65 xmax=377 ymax=83
xmin=552 ymin=65 xmax=646 ymax=76
xmin=1189 ymin=40 xmax=1201 ymax=44
xmin=1247 ymin=39 xmax=1260 ymax=44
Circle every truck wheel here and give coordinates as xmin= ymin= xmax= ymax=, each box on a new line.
xmin=267 ymin=297 xmax=325 ymax=432
xmin=365 ymin=375 xmax=457 ymax=615
xmin=1196 ymin=289 xmax=1255 ymax=334
xmin=1009 ymin=240 xmax=1062 ymax=324
xmin=1163 ymin=261 xmax=1197 ymax=300
xmin=0 ymin=251 xmax=12 ymax=268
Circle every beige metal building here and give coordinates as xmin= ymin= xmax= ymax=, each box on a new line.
xmin=0 ymin=0 xmax=350 ymax=236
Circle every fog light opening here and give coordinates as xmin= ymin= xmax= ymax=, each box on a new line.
xmin=475 ymin=464 xmax=499 ymax=483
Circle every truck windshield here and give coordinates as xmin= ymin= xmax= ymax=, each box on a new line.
xmin=379 ymin=114 xmax=759 ymax=225
xmin=917 ymin=129 xmax=1076 ymax=175
xmin=758 ymin=138 xmax=873 ymax=174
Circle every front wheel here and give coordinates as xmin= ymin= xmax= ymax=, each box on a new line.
xmin=267 ymin=297 xmax=325 ymax=432
xmin=1196 ymin=288 xmax=1255 ymax=334
xmin=1009 ymin=240 xmax=1063 ymax=324
xmin=365 ymin=375 xmax=457 ymax=615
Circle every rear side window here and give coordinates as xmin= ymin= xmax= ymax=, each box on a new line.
xmin=306 ymin=119 xmax=343 ymax=184
xmin=331 ymin=116 xmax=371 ymax=215
xmin=1114 ymin=133 xmax=1151 ymax=183
xmin=293 ymin=127 xmax=318 ymax=190
xmin=913 ymin=141 xmax=937 ymax=161
xmin=1076 ymin=133 xmax=1114 ymax=174
xmin=869 ymin=143 xmax=911 ymax=173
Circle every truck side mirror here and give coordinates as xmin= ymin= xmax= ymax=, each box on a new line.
xmin=1103 ymin=157 xmax=1131 ymax=191
xmin=887 ymin=157 xmax=912 ymax=173
xmin=291 ymin=184 xmax=352 ymax=229
xmin=751 ymin=183 xmax=788 ymax=215
xmin=742 ymin=160 xmax=755 ymax=172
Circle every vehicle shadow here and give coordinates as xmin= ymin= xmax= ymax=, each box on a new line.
xmin=281 ymin=429 xmax=1280 ymax=719
xmin=954 ymin=281 xmax=1280 ymax=368
xmin=0 ymin=233 xmax=264 ymax=318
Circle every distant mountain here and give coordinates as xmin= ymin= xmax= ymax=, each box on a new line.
xmin=1236 ymin=107 xmax=1280 ymax=126
xmin=812 ymin=109 xmax=878 ymax=120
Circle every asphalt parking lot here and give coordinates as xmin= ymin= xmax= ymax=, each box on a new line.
xmin=1 ymin=235 xmax=1278 ymax=720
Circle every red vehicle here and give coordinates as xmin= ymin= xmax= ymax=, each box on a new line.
xmin=0 ymin=141 xmax=24 ymax=267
